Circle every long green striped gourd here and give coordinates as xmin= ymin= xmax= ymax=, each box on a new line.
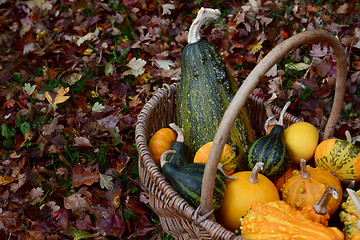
xmin=246 ymin=102 xmax=292 ymax=179
xmin=177 ymin=8 xmax=256 ymax=170
xmin=161 ymin=150 xmax=226 ymax=210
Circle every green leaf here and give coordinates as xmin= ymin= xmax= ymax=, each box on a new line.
xmin=1 ymin=124 xmax=15 ymax=138
xmin=99 ymin=174 xmax=114 ymax=190
xmin=20 ymin=122 xmax=31 ymax=136
xmin=105 ymin=62 xmax=114 ymax=76
xmin=67 ymin=227 xmax=99 ymax=240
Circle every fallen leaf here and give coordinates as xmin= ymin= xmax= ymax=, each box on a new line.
xmin=99 ymin=174 xmax=114 ymax=190
xmin=67 ymin=227 xmax=99 ymax=240
xmin=162 ymin=3 xmax=175 ymax=15
xmin=154 ymin=59 xmax=175 ymax=70
xmin=45 ymin=87 xmax=70 ymax=106
xmin=73 ymin=136 xmax=92 ymax=147
xmin=72 ymin=165 xmax=99 ymax=188
xmin=286 ymin=62 xmax=311 ymax=71
xmin=64 ymin=193 xmax=90 ymax=213
xmin=67 ymin=73 xmax=83 ymax=85
xmin=99 ymin=212 xmax=125 ymax=238
xmin=126 ymin=58 xmax=146 ymax=76
xmin=246 ymin=41 xmax=263 ymax=51
xmin=92 ymin=102 xmax=105 ymax=112
xmin=29 ymin=187 xmax=44 ymax=202
xmin=0 ymin=176 xmax=16 ymax=186
xmin=23 ymin=83 xmax=36 ymax=95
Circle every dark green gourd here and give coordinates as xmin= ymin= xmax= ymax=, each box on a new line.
xmin=177 ymin=8 xmax=256 ymax=170
xmin=160 ymin=150 xmax=226 ymax=210
xmin=166 ymin=123 xmax=192 ymax=166
xmin=247 ymin=102 xmax=292 ymax=179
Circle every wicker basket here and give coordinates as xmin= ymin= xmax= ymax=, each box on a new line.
xmin=135 ymin=30 xmax=347 ymax=239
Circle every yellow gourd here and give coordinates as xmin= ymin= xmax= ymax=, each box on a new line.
xmin=215 ymin=162 xmax=279 ymax=232
xmin=194 ymin=141 xmax=237 ymax=175
xmin=284 ymin=122 xmax=319 ymax=164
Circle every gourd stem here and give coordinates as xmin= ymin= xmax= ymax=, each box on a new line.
xmin=277 ymin=101 xmax=291 ymax=126
xmin=264 ymin=114 xmax=278 ymax=135
xmin=169 ymin=123 xmax=184 ymax=142
xmin=265 ymin=93 xmax=277 ymax=118
xmin=217 ymin=163 xmax=237 ymax=180
xmin=300 ymin=159 xmax=310 ymax=179
xmin=187 ymin=8 xmax=221 ymax=44
xmin=249 ymin=162 xmax=264 ymax=184
xmin=313 ymin=186 xmax=338 ymax=215
xmin=346 ymin=188 xmax=360 ymax=229
xmin=201 ymin=29 xmax=347 ymax=216
xmin=160 ymin=150 xmax=176 ymax=168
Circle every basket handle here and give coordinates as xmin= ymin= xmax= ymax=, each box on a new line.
xmin=200 ymin=29 xmax=347 ymax=216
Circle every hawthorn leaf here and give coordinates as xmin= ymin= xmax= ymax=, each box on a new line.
xmin=64 ymin=193 xmax=90 ymax=213
xmin=92 ymin=102 xmax=105 ymax=112
xmin=126 ymin=58 xmax=146 ymax=76
xmin=23 ymin=83 xmax=36 ymax=95
xmin=100 ymin=174 xmax=114 ymax=190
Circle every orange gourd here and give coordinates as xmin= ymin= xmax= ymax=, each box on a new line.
xmin=148 ymin=127 xmax=177 ymax=164
xmin=280 ymin=159 xmax=343 ymax=216
xmin=194 ymin=141 xmax=236 ymax=175
xmin=215 ymin=162 xmax=279 ymax=232
xmin=238 ymin=200 xmax=344 ymax=239
xmin=301 ymin=186 xmax=338 ymax=226
xmin=272 ymin=164 xmax=298 ymax=192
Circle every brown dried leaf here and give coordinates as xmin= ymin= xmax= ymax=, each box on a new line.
xmin=73 ymin=136 xmax=92 ymax=147
xmin=72 ymin=165 xmax=99 ymax=188
xmin=64 ymin=193 xmax=90 ymax=213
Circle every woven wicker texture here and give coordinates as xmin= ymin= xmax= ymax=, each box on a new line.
xmin=135 ymin=83 xmax=301 ymax=239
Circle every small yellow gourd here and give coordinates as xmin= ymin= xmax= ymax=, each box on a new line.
xmin=215 ymin=162 xmax=279 ymax=232
xmin=284 ymin=121 xmax=319 ymax=164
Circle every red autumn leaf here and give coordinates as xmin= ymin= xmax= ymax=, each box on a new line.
xmin=72 ymin=165 xmax=99 ymax=188
xmin=99 ymin=211 xmax=125 ymax=238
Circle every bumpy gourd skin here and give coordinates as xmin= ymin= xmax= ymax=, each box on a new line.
xmin=239 ymin=201 xmax=344 ymax=240
xmin=177 ymin=40 xmax=256 ymax=170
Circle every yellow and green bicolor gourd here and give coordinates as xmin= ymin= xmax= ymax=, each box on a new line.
xmin=177 ymin=8 xmax=256 ymax=170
